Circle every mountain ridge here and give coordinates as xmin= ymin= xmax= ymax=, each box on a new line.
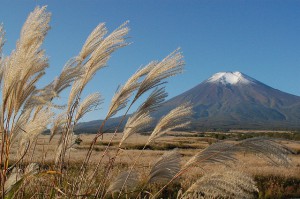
xmin=76 ymin=72 xmax=300 ymax=132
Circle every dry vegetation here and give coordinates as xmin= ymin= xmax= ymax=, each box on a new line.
xmin=18 ymin=132 xmax=300 ymax=175
xmin=0 ymin=6 xmax=299 ymax=199
xmin=7 ymin=131 xmax=300 ymax=198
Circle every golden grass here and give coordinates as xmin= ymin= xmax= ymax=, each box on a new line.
xmin=11 ymin=131 xmax=299 ymax=178
xmin=5 ymin=130 xmax=300 ymax=198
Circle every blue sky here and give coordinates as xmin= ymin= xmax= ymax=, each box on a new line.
xmin=1 ymin=0 xmax=300 ymax=121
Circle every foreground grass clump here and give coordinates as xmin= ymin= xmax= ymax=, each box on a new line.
xmin=0 ymin=6 xmax=297 ymax=199
xmin=255 ymin=175 xmax=300 ymax=199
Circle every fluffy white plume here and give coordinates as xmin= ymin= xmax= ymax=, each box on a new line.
xmin=75 ymin=92 xmax=103 ymax=123
xmin=147 ymin=103 xmax=193 ymax=145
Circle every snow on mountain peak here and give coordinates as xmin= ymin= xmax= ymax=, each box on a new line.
xmin=207 ymin=71 xmax=255 ymax=85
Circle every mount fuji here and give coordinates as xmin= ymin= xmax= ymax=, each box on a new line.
xmin=154 ymin=71 xmax=300 ymax=130
xmin=76 ymin=72 xmax=300 ymax=132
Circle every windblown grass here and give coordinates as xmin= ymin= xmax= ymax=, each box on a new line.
xmin=5 ymin=132 xmax=300 ymax=198
xmin=0 ymin=6 xmax=298 ymax=199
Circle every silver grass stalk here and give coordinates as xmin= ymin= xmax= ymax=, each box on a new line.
xmin=111 ymin=50 xmax=186 ymax=199
xmin=106 ymin=62 xmax=154 ymax=119
xmin=67 ymin=79 xmax=82 ymax=112
xmin=4 ymin=163 xmax=39 ymax=194
xmin=16 ymin=109 xmax=54 ymax=156
xmin=236 ymin=137 xmax=293 ymax=166
xmin=55 ymin=143 xmax=63 ymax=165
xmin=20 ymin=6 xmax=50 ymax=47
xmin=17 ymin=137 xmax=30 ymax=160
xmin=146 ymin=103 xmax=193 ymax=145
xmin=135 ymin=49 xmax=184 ymax=99
xmin=80 ymin=21 xmax=130 ymax=89
xmin=50 ymin=112 xmax=68 ymax=142
xmin=58 ymin=22 xmax=129 ymax=171
xmin=83 ymin=65 xmax=161 ymax=197
xmin=181 ymin=169 xmax=258 ymax=199
xmin=2 ymin=6 xmax=50 ymax=117
xmin=24 ymin=163 xmax=39 ymax=175
xmin=4 ymin=168 xmax=21 ymax=194
xmin=137 ymin=87 xmax=168 ymax=115
xmin=55 ymin=131 xmax=78 ymax=164
xmin=75 ymin=92 xmax=103 ymax=123
xmin=22 ymin=86 xmax=65 ymax=112
xmin=148 ymin=150 xmax=181 ymax=184
xmin=10 ymin=109 xmax=32 ymax=142
xmin=78 ymin=23 xmax=107 ymax=61
xmin=107 ymin=80 xmax=136 ymax=121
xmin=51 ymin=58 xmax=85 ymax=95
xmin=23 ymin=109 xmax=54 ymax=140
xmin=120 ymin=88 xmax=167 ymax=146
xmin=107 ymin=171 xmax=138 ymax=193
xmin=183 ymin=142 xmax=237 ymax=169
xmin=65 ymin=23 xmax=107 ymax=111
xmin=184 ymin=137 xmax=293 ymax=169
xmin=120 ymin=112 xmax=152 ymax=146
xmin=13 ymin=71 xmax=45 ymax=112
xmin=78 ymin=62 xmax=157 ymax=188
xmin=67 ymin=22 xmax=129 ymax=112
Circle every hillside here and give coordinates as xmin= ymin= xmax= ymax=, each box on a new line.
xmin=76 ymin=72 xmax=300 ymax=132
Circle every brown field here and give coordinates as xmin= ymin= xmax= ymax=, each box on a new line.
xmin=5 ymin=131 xmax=300 ymax=198
xmin=11 ymin=131 xmax=300 ymax=178
xmin=9 ymin=130 xmax=300 ymax=198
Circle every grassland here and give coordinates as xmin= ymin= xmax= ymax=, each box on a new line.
xmin=10 ymin=130 xmax=300 ymax=198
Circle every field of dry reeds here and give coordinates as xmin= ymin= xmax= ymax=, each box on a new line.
xmin=0 ymin=6 xmax=299 ymax=199
xmin=7 ymin=131 xmax=300 ymax=198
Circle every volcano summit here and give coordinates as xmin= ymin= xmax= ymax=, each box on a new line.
xmin=152 ymin=71 xmax=300 ymax=130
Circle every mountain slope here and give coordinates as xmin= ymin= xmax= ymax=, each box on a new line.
xmin=155 ymin=72 xmax=300 ymax=129
xmin=76 ymin=72 xmax=300 ymax=132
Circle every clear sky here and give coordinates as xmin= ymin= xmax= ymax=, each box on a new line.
xmin=1 ymin=0 xmax=300 ymax=121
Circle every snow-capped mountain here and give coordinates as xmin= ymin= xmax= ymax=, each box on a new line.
xmin=76 ymin=72 xmax=300 ymax=132
xmin=152 ymin=71 xmax=300 ymax=130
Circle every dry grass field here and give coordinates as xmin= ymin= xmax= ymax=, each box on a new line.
xmin=10 ymin=131 xmax=300 ymax=198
